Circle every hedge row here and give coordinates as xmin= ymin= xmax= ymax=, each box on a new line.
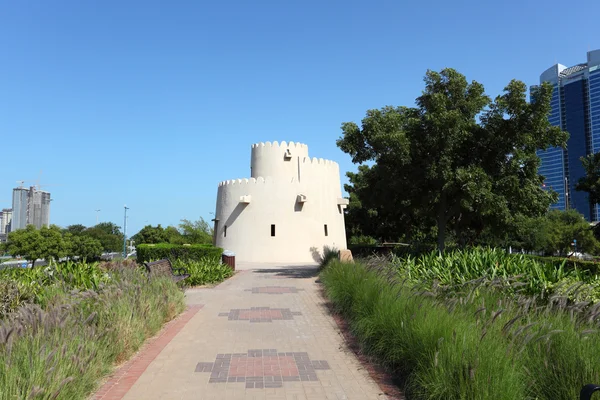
xmin=137 ymin=244 xmax=223 ymax=263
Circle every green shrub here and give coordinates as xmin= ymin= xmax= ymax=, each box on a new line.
xmin=137 ymin=243 xmax=222 ymax=264
xmin=174 ymin=257 xmax=233 ymax=286
xmin=349 ymin=235 xmax=378 ymax=245
xmin=523 ymin=254 xmax=600 ymax=275
xmin=0 ymin=280 xmax=30 ymax=318
xmin=391 ymin=247 xmax=600 ymax=301
xmin=0 ymin=261 xmax=114 ymax=307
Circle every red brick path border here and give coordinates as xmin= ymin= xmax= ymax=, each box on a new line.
xmin=92 ymin=304 xmax=204 ymax=400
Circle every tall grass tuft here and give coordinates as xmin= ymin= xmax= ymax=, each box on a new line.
xmin=321 ymin=259 xmax=600 ymax=399
xmin=0 ymin=264 xmax=184 ymax=399
xmin=319 ymin=246 xmax=339 ymax=270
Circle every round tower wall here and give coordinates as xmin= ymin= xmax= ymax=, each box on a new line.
xmin=250 ymin=141 xmax=309 ymax=182
xmin=214 ymin=155 xmax=347 ymax=263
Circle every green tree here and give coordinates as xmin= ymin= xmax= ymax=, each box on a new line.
xmin=84 ymin=222 xmax=123 ymax=252
xmin=337 ymin=69 xmax=568 ymax=251
xmin=38 ymin=225 xmax=67 ymax=263
xmin=64 ymin=224 xmax=87 ymax=235
xmin=545 ymin=210 xmax=598 ymax=256
xmin=178 ymin=217 xmax=213 ymax=244
xmin=165 ymin=226 xmax=184 ymax=244
xmin=576 ymin=152 xmax=600 ymax=204
xmin=131 ymin=224 xmax=169 ymax=244
xmin=506 ymin=214 xmax=551 ymax=253
xmin=5 ymin=225 xmax=44 ymax=267
xmin=64 ymin=233 xmax=103 ymax=261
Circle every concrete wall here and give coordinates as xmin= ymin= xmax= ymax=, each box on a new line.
xmin=214 ymin=141 xmax=347 ymax=263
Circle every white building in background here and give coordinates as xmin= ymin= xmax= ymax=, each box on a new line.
xmin=11 ymin=186 xmax=51 ymax=231
xmin=214 ymin=141 xmax=349 ymax=263
xmin=0 ymin=208 xmax=12 ymax=242
xmin=0 ymin=209 xmax=12 ymax=233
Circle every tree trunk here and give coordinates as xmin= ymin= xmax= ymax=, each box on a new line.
xmin=437 ymin=196 xmax=447 ymax=253
xmin=31 ymin=259 xmax=35 ymax=268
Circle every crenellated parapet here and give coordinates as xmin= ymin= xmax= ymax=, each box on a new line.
xmin=251 ymin=141 xmax=309 ymax=150
xmin=218 ymin=177 xmax=275 ymax=187
xmin=301 ymin=157 xmax=339 ymax=167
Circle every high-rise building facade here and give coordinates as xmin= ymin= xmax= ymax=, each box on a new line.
xmin=12 ymin=187 xmax=29 ymax=231
xmin=536 ymin=49 xmax=600 ymax=221
xmin=10 ymin=186 xmax=51 ymax=231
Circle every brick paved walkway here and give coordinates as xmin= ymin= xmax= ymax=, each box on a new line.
xmin=99 ymin=264 xmax=386 ymax=400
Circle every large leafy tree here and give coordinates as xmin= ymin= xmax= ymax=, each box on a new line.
xmin=131 ymin=224 xmax=170 ymax=245
xmin=178 ymin=217 xmax=213 ymax=244
xmin=576 ymin=152 xmax=600 ymax=204
xmin=507 ymin=210 xmax=597 ymax=255
xmin=38 ymin=225 xmax=67 ymax=263
xmin=338 ymin=69 xmax=568 ymax=251
xmin=84 ymin=222 xmax=123 ymax=252
xmin=64 ymin=224 xmax=87 ymax=235
xmin=545 ymin=210 xmax=598 ymax=256
xmin=5 ymin=225 xmax=69 ymax=266
xmin=5 ymin=225 xmax=44 ymax=267
xmin=64 ymin=233 xmax=103 ymax=261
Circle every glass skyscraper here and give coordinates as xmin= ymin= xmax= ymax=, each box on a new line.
xmin=536 ymin=49 xmax=600 ymax=221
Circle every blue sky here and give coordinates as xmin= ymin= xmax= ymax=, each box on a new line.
xmin=1 ymin=0 xmax=599 ymax=236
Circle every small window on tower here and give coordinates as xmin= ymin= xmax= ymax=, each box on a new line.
xmin=224 ymin=225 xmax=227 ymax=237
xmin=271 ymin=224 xmax=276 ymax=237
xmin=324 ymin=224 xmax=328 ymax=236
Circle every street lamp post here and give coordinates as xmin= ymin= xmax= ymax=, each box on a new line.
xmin=95 ymin=209 xmax=101 ymax=225
xmin=123 ymin=205 xmax=129 ymax=258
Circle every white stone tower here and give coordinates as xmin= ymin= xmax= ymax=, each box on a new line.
xmin=214 ymin=141 xmax=349 ymax=263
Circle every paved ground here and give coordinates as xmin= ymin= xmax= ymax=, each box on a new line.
xmin=96 ymin=263 xmax=386 ymax=400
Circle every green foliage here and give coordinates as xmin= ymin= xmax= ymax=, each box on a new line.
xmin=319 ymin=246 xmax=339 ymax=269
xmin=84 ymin=222 xmax=123 ymax=252
xmin=65 ymin=234 xmax=103 ymax=261
xmin=132 ymin=218 xmax=213 ymax=246
xmin=508 ymin=210 xmax=598 ymax=255
xmin=321 ymin=261 xmax=524 ymax=399
xmin=576 ymin=152 xmax=600 ymax=204
xmin=0 ymin=266 xmax=184 ymax=399
xmin=391 ymin=247 xmax=600 ymax=301
xmin=0 ymin=261 xmax=112 ymax=311
xmin=337 ymin=69 xmax=568 ymax=251
xmin=0 ymin=280 xmax=30 ymax=318
xmin=136 ymin=243 xmax=223 ymax=263
xmin=321 ymin=259 xmax=600 ymax=399
xmin=131 ymin=224 xmax=170 ymax=245
xmin=6 ymin=225 xmax=70 ymax=266
xmin=173 ymin=258 xmax=233 ymax=286
xmin=164 ymin=226 xmax=184 ymax=244
xmin=64 ymin=224 xmax=87 ymax=235
xmin=7 ymin=225 xmax=106 ymax=265
xmin=349 ymin=235 xmax=377 ymax=245
xmin=178 ymin=217 xmax=213 ymax=244
xmin=39 ymin=225 xmax=67 ymax=263
xmin=545 ymin=210 xmax=598 ymax=255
